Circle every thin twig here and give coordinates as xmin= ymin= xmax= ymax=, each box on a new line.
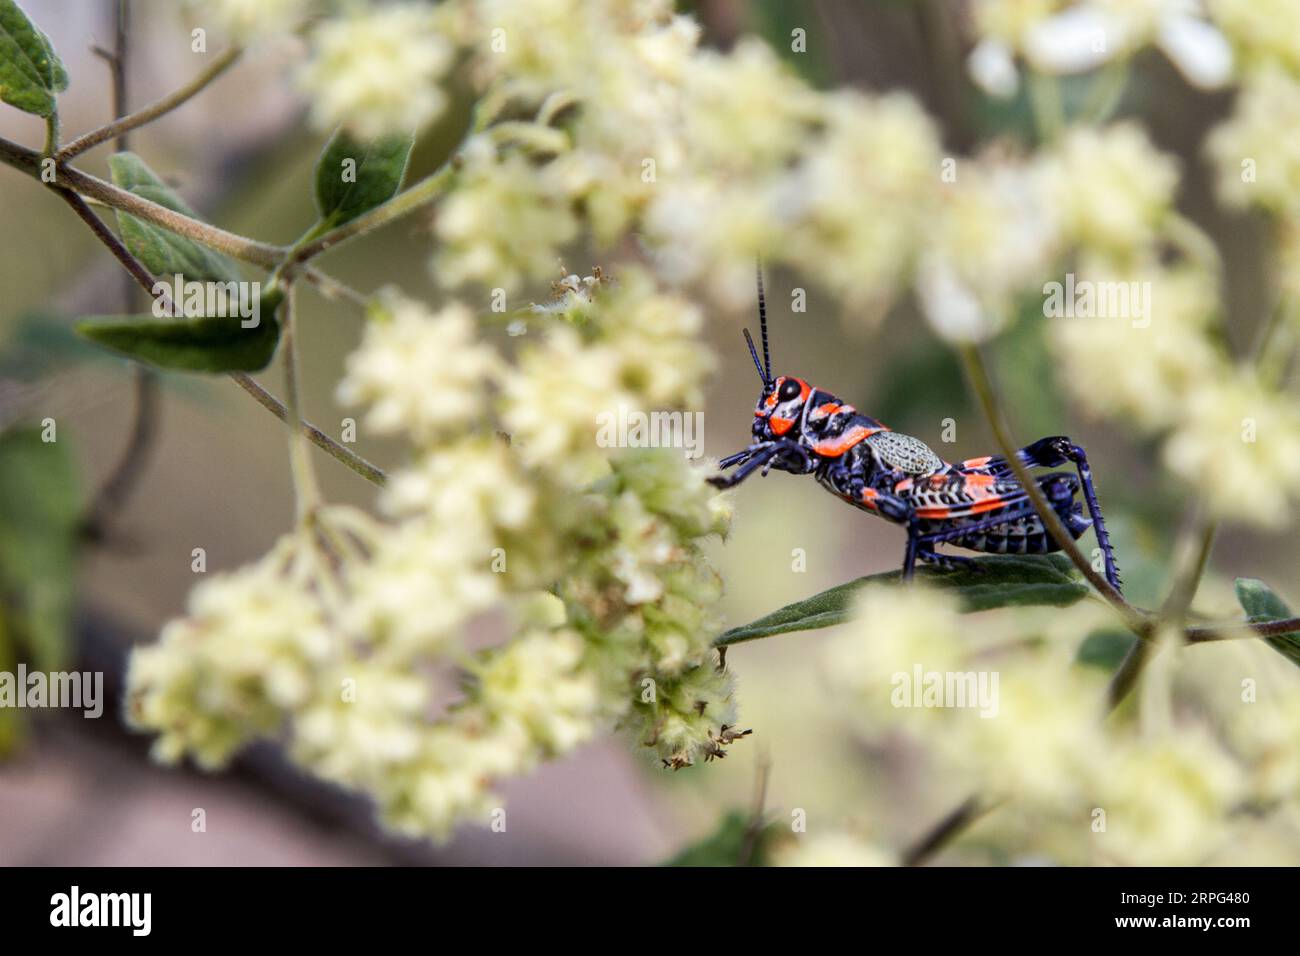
xmin=0 ymin=135 xmax=284 ymax=268
xmin=283 ymin=161 xmax=459 ymax=271
xmin=59 ymin=47 xmax=241 ymax=161
xmin=280 ymin=285 xmax=323 ymax=517
xmin=302 ymin=267 xmax=371 ymax=309
xmin=903 ymin=795 xmax=1003 ymax=866
xmin=1109 ymin=517 xmax=1218 ymax=707
xmin=958 ymin=344 xmax=1148 ymax=634
xmin=737 ymin=753 xmax=772 ymax=867
xmin=57 ymin=190 xmax=386 ymax=487
xmin=1185 ymin=616 xmax=1300 ymax=642
xmin=56 ymin=189 xmax=171 ymax=307
xmin=1106 ymin=638 xmax=1155 ymax=710
xmin=228 ymin=373 xmax=386 ymax=486
xmin=82 ymin=0 xmax=163 ymax=541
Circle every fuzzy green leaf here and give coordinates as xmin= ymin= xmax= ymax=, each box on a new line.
xmin=661 ymin=811 xmax=778 ymax=867
xmin=0 ymin=426 xmax=81 ymax=671
xmin=108 ymin=153 xmax=243 ymax=284
xmin=0 ymin=0 xmax=67 ymax=118
xmin=313 ymin=129 xmax=413 ymax=230
xmin=1234 ymin=578 xmax=1300 ymax=669
xmin=76 ymin=309 xmax=280 ymax=373
xmin=716 ymin=554 xmax=1089 ymax=647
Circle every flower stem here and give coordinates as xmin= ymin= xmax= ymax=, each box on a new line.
xmin=0 ymin=135 xmax=285 ymax=267
xmin=957 ymin=344 xmax=1148 ymax=634
xmin=56 ymin=189 xmax=386 ymax=487
xmin=283 ymin=160 xmax=460 ymax=271
xmin=281 ymin=285 xmax=322 ymax=520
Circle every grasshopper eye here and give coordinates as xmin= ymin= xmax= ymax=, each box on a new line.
xmin=778 ymin=379 xmax=801 ymax=402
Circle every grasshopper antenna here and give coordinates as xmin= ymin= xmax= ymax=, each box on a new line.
xmin=756 ymin=259 xmax=771 ymax=384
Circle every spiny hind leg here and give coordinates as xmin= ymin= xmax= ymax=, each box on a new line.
xmin=973 ymin=437 xmax=1123 ymax=593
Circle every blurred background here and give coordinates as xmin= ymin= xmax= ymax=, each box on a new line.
xmin=0 ymin=0 xmax=1293 ymax=865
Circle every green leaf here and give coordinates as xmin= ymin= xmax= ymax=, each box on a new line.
xmin=108 ymin=153 xmax=242 ymax=284
xmin=1234 ymin=578 xmax=1300 ymax=669
xmin=716 ymin=554 xmax=1089 ymax=647
xmin=313 ymin=129 xmax=413 ymax=230
xmin=1075 ymin=629 xmax=1137 ymax=670
xmin=76 ymin=307 xmax=281 ymax=373
xmin=661 ymin=810 xmax=777 ymax=867
xmin=0 ymin=426 xmax=81 ymax=671
xmin=0 ymin=0 xmax=67 ymax=118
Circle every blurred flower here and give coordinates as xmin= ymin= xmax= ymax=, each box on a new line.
xmin=774 ymin=832 xmax=897 ymax=867
xmin=196 ymin=0 xmax=313 ymax=42
xmin=337 ymin=293 xmax=501 ymax=447
xmin=434 ymin=138 xmax=580 ymax=293
xmin=298 ymin=3 xmax=452 ymax=138
xmin=127 ymin=527 xmax=336 ymax=768
xmin=968 ymin=0 xmax=1232 ymax=96
xmin=1162 ymin=366 xmax=1300 ymax=524
xmin=1207 ymin=0 xmax=1300 ymax=74
xmin=1040 ymin=124 xmax=1179 ymax=257
xmin=781 ymin=91 xmax=942 ymax=314
xmin=1049 ymin=260 xmax=1221 ymax=430
xmin=917 ymin=155 xmax=1059 ymax=342
xmin=1090 ymin=730 xmax=1244 ymax=865
xmin=1207 ymin=67 xmax=1300 ymax=218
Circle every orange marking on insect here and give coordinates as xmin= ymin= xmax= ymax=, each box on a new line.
xmin=770 ymin=416 xmax=795 ymax=436
xmin=859 ymin=487 xmax=880 ymax=509
xmin=894 ymin=477 xmax=914 ymax=493
xmin=810 ymin=402 xmax=841 ymax=421
xmin=916 ymin=505 xmax=952 ymax=519
xmin=963 ymin=456 xmax=993 ymax=468
xmin=964 ymin=473 xmax=997 ymax=500
xmin=812 ymin=424 xmax=879 ymax=457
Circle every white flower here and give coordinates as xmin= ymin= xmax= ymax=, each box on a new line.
xmin=916 ymin=251 xmax=994 ymax=343
xmin=433 ymin=140 xmax=580 ymax=293
xmin=337 ymin=294 xmax=501 ymax=448
xmin=967 ymin=39 xmax=1020 ymax=98
xmin=1207 ymin=0 xmax=1300 ymax=75
xmin=476 ymin=629 xmax=602 ymax=754
xmin=197 ymin=0 xmax=311 ymax=42
xmin=1091 ymin=730 xmax=1244 ymax=865
xmin=298 ymin=4 xmax=453 ymax=138
xmin=780 ymin=91 xmax=942 ymax=313
xmin=1040 ymin=123 xmax=1179 ymax=256
xmin=1206 ymin=67 xmax=1300 ymax=217
xmin=1162 ymin=367 xmax=1300 ymax=525
xmin=969 ymin=1 xmax=1233 ymax=95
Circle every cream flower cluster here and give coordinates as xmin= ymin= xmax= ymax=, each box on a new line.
xmin=822 ymin=584 xmax=1286 ymax=865
xmin=195 ymin=0 xmax=314 ymax=43
xmin=1020 ymin=123 xmax=1300 ymax=526
xmin=298 ymin=3 xmax=454 ymax=139
xmin=967 ymin=0 xmax=1233 ymax=96
xmin=128 ymin=274 xmax=739 ymax=840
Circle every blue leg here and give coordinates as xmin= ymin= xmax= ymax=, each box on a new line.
xmin=967 ymin=437 xmax=1122 ymax=593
